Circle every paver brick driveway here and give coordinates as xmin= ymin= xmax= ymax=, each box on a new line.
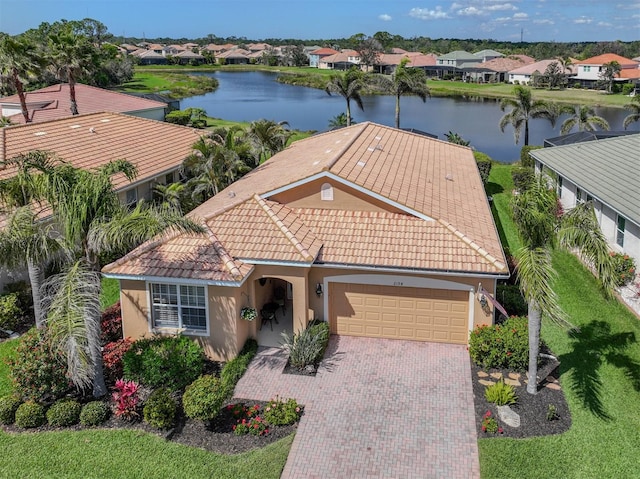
xmin=234 ymin=336 xmax=480 ymax=479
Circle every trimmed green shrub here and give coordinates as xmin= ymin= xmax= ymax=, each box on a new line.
xmin=14 ymin=400 xmax=46 ymax=428
xmin=0 ymin=395 xmax=22 ymax=425
xmin=46 ymin=399 xmax=82 ymax=427
xmin=80 ymin=401 xmax=110 ymax=426
xmin=520 ymin=145 xmax=542 ymax=168
xmin=473 ymin=151 xmax=493 ymax=185
xmin=469 ymin=316 xmax=532 ymax=371
xmin=182 ymin=375 xmax=226 ymax=421
xmin=307 ymin=321 xmax=330 ymax=363
xmin=143 ymin=388 xmax=177 ymax=429
xmin=220 ymin=339 xmax=258 ymax=395
xmin=485 ymin=380 xmax=518 ymax=405
xmin=496 ymin=283 xmax=528 ymax=318
xmin=0 ymin=293 xmax=23 ymax=332
xmin=610 ymin=252 xmax=636 ymax=287
xmin=263 ymin=397 xmax=303 ymax=426
xmin=511 ymin=166 xmax=535 ymax=192
xmin=123 ymin=336 xmax=204 ymax=391
xmin=7 ymin=328 xmax=70 ymax=402
xmin=281 ymin=321 xmax=330 ymax=370
xmin=622 ymin=84 xmax=635 ymax=96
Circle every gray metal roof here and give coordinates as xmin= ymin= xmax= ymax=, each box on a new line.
xmin=530 ymin=134 xmax=640 ymax=225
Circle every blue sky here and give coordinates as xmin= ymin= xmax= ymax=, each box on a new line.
xmin=1 ymin=0 xmax=638 ymax=42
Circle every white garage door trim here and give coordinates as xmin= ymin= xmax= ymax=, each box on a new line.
xmin=322 ymin=274 xmax=475 ymax=334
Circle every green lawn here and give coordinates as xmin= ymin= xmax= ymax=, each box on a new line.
xmin=0 ymin=429 xmax=293 ymax=479
xmin=0 ymin=339 xmax=17 ymax=396
xmin=480 ymin=165 xmax=640 ymax=479
xmin=100 ymin=277 xmax=121 ymax=310
xmin=117 ymin=72 xmax=218 ymax=99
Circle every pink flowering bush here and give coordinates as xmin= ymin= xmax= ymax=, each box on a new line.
xmin=112 ymin=379 xmax=140 ymax=421
xmin=263 ymin=396 xmax=303 ymax=426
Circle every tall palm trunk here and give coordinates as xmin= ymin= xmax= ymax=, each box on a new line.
xmin=69 ymin=76 xmax=79 ymax=115
xmin=346 ymin=99 xmax=352 ymax=126
xmin=524 ymin=121 xmax=530 ymax=146
xmin=527 ymin=299 xmax=541 ymax=394
xmin=27 ymin=259 xmax=45 ymax=328
xmin=395 ymin=94 xmax=401 ymax=129
xmin=87 ymin=254 xmax=106 ymax=397
xmin=12 ymin=71 xmax=30 ymax=123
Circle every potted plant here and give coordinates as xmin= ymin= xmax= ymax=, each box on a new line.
xmin=240 ymin=307 xmax=257 ymax=321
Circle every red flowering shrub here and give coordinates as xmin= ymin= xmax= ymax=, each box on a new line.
xmin=112 ymin=379 xmax=140 ymax=421
xmin=233 ymin=416 xmax=268 ymax=436
xmin=481 ymin=411 xmax=502 ymax=434
xmin=103 ymin=338 xmax=133 ymax=385
xmin=100 ymin=301 xmax=123 ymax=345
xmin=469 ymin=316 xmax=532 ymax=371
xmin=610 ymin=252 xmax=636 ymax=287
xmin=226 ymin=402 xmax=260 ymax=420
xmin=7 ymin=328 xmax=70 ymax=403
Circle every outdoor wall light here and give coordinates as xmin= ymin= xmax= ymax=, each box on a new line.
xmin=315 ymin=283 xmax=323 ymax=296
xmin=479 ymin=294 xmax=488 ymax=308
xmin=258 ymin=278 xmax=267 ymax=287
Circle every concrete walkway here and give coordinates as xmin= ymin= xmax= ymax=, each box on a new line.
xmin=234 ymin=336 xmax=480 ymax=479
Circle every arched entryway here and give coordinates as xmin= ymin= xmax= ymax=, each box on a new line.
xmin=254 ymin=277 xmax=293 ymax=347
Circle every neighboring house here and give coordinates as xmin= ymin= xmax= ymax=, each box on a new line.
xmin=463 ymin=56 xmax=532 ymax=83
xmin=319 ymin=50 xmax=360 ymax=70
xmin=174 ymin=50 xmax=205 ymax=65
xmin=572 ymin=53 xmax=639 ymax=88
xmin=0 ymin=83 xmax=168 ymax=123
xmin=508 ymin=59 xmax=568 ymax=84
xmin=474 ymin=49 xmax=504 ymax=62
xmin=308 ymin=47 xmax=339 ymax=68
xmin=217 ymin=48 xmax=251 ymax=64
xmin=103 ymin=122 xmax=509 ymax=361
xmin=131 ymin=49 xmax=167 ymax=65
xmin=372 ymin=52 xmax=437 ymax=75
xmin=531 ymin=134 xmax=640 ymax=265
xmin=435 ymin=51 xmax=482 ymax=78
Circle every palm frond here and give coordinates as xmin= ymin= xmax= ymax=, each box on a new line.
xmin=42 ymin=260 xmax=101 ymax=390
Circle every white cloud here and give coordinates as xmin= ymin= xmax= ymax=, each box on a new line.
xmin=409 ymin=7 xmax=450 ymax=20
xmin=451 ymin=2 xmax=463 ymax=9
xmin=379 ymin=14 xmax=392 ymax=21
xmin=513 ymin=12 xmax=528 ymax=19
xmin=457 ymin=6 xmax=485 ymax=16
xmin=533 ymin=19 xmax=554 ymax=25
xmin=597 ymin=21 xmax=613 ymax=27
xmin=574 ymin=16 xmax=593 ymax=24
xmin=485 ymin=3 xmax=517 ymax=11
xmin=494 ymin=17 xmax=512 ymax=22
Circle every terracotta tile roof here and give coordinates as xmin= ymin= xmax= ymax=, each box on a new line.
xmin=310 ymin=48 xmax=339 ymax=56
xmin=508 ymin=59 xmax=567 ymax=75
xmin=470 ymin=57 xmax=531 ymax=73
xmin=207 ymin=196 xmax=322 ymax=264
xmin=578 ymin=53 xmax=637 ymax=67
xmin=0 ymin=111 xmax=203 ymax=191
xmin=217 ymin=49 xmax=251 ymax=59
xmin=293 ymin=209 xmax=504 ymax=273
xmin=103 ymin=228 xmax=252 ymax=282
xmin=1 ymin=83 xmax=167 ymax=124
xmin=109 ymin=123 xmax=507 ymax=280
xmin=619 ymin=69 xmax=640 ymax=79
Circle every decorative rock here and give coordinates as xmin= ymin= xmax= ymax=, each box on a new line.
xmin=545 ymin=382 xmax=562 ymax=390
xmin=504 ymin=378 xmax=521 ymax=387
xmin=304 ymin=365 xmax=316 ymax=374
xmin=478 ymin=379 xmax=496 ymax=386
xmin=508 ymin=372 xmax=521 ymax=380
xmin=490 ymin=372 xmax=503 ymax=380
xmin=477 ymin=371 xmax=489 ymax=378
xmin=497 ymin=405 xmax=521 ymax=428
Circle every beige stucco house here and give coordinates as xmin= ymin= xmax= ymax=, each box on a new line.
xmin=103 ymin=123 xmax=509 ymax=361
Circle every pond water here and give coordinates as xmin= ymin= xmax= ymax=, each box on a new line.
xmin=181 ymin=71 xmax=639 ymax=163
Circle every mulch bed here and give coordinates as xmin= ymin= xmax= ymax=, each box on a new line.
xmin=471 ymin=360 xmax=571 ymax=439
xmin=2 ymin=399 xmax=300 ymax=455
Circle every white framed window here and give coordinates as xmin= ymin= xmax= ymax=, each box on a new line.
xmin=320 ymin=182 xmax=334 ymax=201
xmin=556 ymin=176 xmax=563 ymax=198
xmin=576 ymin=188 xmax=584 ymax=205
xmin=583 ymin=66 xmax=591 ymax=72
xmin=150 ymin=283 xmax=207 ymax=333
xmin=126 ymin=188 xmax=138 ymax=207
xmin=616 ymin=215 xmax=626 ymax=248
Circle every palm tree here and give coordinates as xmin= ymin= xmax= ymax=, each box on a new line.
xmin=36 ymin=159 xmax=204 ymax=397
xmin=325 ymin=67 xmax=365 ymax=127
xmin=153 ymin=182 xmax=188 ymax=214
xmin=542 ymin=102 xmax=573 ymax=130
xmin=0 ymin=151 xmax=61 ymax=328
xmin=512 ymin=178 xmax=615 ymax=395
xmin=183 ymin=135 xmax=249 ymax=205
xmin=328 ymin=113 xmax=353 ymax=128
xmin=384 ymin=58 xmax=430 ymax=129
xmin=556 ymin=56 xmax=573 ymax=75
xmin=499 ymin=86 xmax=553 ymax=146
xmin=444 ymin=131 xmax=470 ymax=146
xmin=245 ymin=120 xmax=293 ymax=165
xmin=560 ymin=105 xmax=610 ymax=135
xmin=623 ymin=95 xmax=640 ymax=129
xmin=0 ymin=35 xmax=42 ymax=123
xmin=48 ymin=26 xmax=95 ymax=115
xmin=599 ymin=61 xmax=621 ymax=94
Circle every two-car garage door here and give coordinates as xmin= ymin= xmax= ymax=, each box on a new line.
xmin=329 ymin=283 xmax=469 ymax=344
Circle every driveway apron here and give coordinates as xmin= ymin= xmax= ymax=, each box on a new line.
xmin=234 ymin=336 xmax=480 ymax=479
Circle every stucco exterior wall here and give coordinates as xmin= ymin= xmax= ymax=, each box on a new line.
xmin=268 ymin=177 xmax=405 ymax=214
